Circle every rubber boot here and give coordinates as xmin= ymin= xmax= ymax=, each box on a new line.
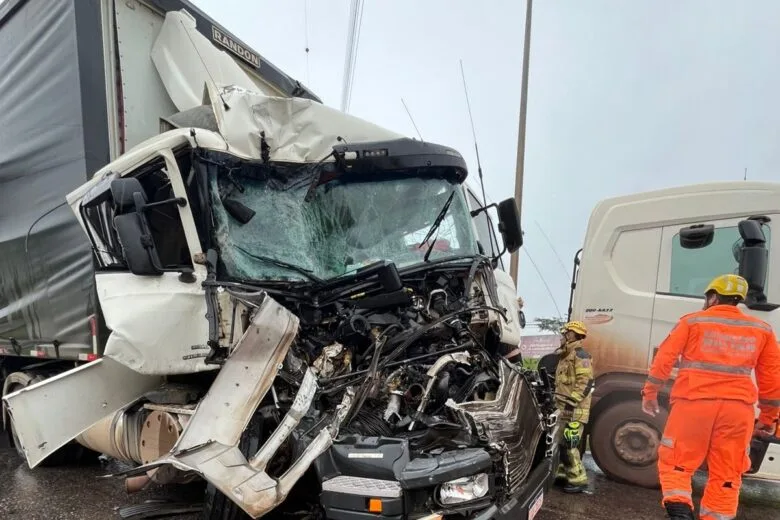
xmin=562 ymin=482 xmax=587 ymax=494
xmin=554 ymin=464 xmax=567 ymax=485
xmin=664 ymin=502 xmax=694 ymax=520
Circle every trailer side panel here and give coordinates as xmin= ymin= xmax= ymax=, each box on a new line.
xmin=0 ymin=0 xmax=96 ymax=359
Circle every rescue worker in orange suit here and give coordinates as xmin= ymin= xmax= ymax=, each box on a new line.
xmin=554 ymin=321 xmax=594 ymax=494
xmin=641 ymin=274 xmax=780 ymax=520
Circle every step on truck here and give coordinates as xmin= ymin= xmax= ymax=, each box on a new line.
xmin=566 ymin=181 xmax=780 ymax=488
xmin=1 ymin=1 xmax=560 ymax=518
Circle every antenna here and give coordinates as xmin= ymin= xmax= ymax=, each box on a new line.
xmin=401 ymin=98 xmax=424 ymax=141
xmin=180 ymin=20 xmax=229 ymax=110
xmin=535 ymin=220 xmax=568 ymax=277
xmin=523 ymin=245 xmax=564 ymax=319
xmin=459 ymin=59 xmax=488 ymax=208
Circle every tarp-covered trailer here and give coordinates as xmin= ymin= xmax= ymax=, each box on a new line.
xmin=0 ymin=0 xmax=318 ymax=461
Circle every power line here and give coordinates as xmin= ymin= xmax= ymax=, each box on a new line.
xmin=534 ymin=220 xmax=568 ymax=277
xmin=340 ymin=0 xmax=358 ymax=111
xmin=522 ymin=245 xmax=563 ymax=319
xmin=340 ymin=0 xmax=365 ymax=112
xmin=346 ymin=0 xmax=365 ymax=112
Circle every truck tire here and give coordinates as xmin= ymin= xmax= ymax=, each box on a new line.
xmin=589 ymin=398 xmax=668 ymax=489
xmin=3 ymin=371 xmax=90 ymax=467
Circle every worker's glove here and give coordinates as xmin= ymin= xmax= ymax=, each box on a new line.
xmin=753 ymin=421 xmax=775 ymax=439
xmin=642 ymin=398 xmax=660 ymax=417
xmin=563 ymin=421 xmax=582 ymax=449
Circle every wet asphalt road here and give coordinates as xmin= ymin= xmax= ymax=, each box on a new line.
xmin=2 ymin=434 xmax=778 ymax=520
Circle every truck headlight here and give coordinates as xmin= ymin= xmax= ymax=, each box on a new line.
xmin=438 ymin=473 xmax=490 ymax=505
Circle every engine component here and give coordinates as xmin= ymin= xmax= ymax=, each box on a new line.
xmin=313 ymin=342 xmax=351 ymax=378
xmin=75 ymin=406 xmax=144 ymax=464
xmin=139 ymin=411 xmax=181 ymax=464
xmin=409 ymin=352 xmax=471 ymax=430
xmin=384 ymin=392 xmax=403 ymax=424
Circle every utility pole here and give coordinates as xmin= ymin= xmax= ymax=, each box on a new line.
xmin=509 ymin=0 xmax=533 ymax=288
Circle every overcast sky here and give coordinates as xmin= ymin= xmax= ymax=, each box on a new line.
xmin=192 ymin=0 xmax=780 ymax=328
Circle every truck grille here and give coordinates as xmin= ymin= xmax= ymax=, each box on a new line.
xmin=321 ymin=475 xmax=403 ymax=498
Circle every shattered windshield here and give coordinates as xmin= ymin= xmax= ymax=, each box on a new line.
xmin=211 ymin=173 xmax=479 ymax=282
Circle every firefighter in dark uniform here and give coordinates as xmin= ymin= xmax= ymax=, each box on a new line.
xmin=554 ymin=320 xmax=594 ymax=493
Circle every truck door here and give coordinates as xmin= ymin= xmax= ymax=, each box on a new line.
xmin=77 ymin=148 xmax=212 ymax=375
xmin=651 ymin=215 xmax=780 ymax=481
xmin=650 ymin=216 xmax=775 ymax=364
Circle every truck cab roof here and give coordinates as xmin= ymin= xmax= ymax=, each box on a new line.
xmin=584 ymin=180 xmax=780 ymax=248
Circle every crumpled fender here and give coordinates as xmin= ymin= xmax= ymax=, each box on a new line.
xmin=111 ymin=294 xmax=354 ymax=518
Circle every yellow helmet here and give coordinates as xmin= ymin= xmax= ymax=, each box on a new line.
xmin=704 ymin=274 xmax=748 ymax=300
xmin=561 ymin=320 xmax=587 ymax=336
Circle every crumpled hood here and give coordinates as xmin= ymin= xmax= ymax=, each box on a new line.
xmin=151 ymin=10 xmax=403 ymax=163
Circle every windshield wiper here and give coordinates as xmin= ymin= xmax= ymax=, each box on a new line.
xmin=303 ymin=150 xmax=345 ymax=202
xmin=419 ymin=190 xmax=456 ymax=262
xmin=234 ymin=244 xmax=324 ymax=283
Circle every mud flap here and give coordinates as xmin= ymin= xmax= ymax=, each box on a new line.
xmin=111 ymin=295 xmax=354 ymax=519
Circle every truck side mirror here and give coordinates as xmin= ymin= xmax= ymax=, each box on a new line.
xmin=110 ymin=178 xmax=145 ymax=212
xmin=497 ymin=198 xmax=523 ymax=253
xmin=737 ymin=219 xmax=768 ymax=305
xmin=113 ymin=213 xmax=162 ymax=275
xmin=110 ymin=179 xmax=163 ymax=276
xmin=679 ymin=224 xmax=714 ymax=249
xmin=109 ymin=178 xmax=188 ymax=276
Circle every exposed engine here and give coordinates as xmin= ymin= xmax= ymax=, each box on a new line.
xmin=219 ymin=259 xmax=558 ymax=516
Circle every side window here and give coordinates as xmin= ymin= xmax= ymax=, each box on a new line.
xmin=82 ymin=191 xmax=126 ymax=269
xmin=81 ymin=159 xmax=193 ymax=271
xmin=468 ymin=191 xmax=493 ymax=255
xmin=466 ymin=190 xmax=506 ymax=270
xmin=669 ymin=225 xmax=771 ymax=296
xmin=138 ymin=166 xmax=192 ymax=269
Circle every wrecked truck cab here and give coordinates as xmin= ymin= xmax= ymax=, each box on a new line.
xmin=6 ymin=111 xmax=558 ymax=519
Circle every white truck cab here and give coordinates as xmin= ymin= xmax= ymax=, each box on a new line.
xmin=568 ymin=181 xmax=780 ymax=487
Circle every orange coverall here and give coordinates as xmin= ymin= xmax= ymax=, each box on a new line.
xmin=642 ymin=304 xmax=780 ymax=520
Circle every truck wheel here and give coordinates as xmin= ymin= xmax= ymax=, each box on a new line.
xmin=590 ymin=399 xmax=668 ymax=489
xmin=3 ymin=371 xmax=88 ymax=467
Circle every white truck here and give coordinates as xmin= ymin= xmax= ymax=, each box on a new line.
xmin=1 ymin=0 xmax=560 ymax=518
xmin=566 ymin=181 xmax=780 ymax=488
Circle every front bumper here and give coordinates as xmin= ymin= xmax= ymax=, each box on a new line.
xmin=317 ymin=455 xmax=554 ymax=520
xmin=471 ymin=458 xmax=552 ymax=520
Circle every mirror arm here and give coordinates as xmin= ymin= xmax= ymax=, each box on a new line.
xmin=470 ymin=203 xmax=497 ymax=218
xmin=491 ymin=241 xmax=508 ymax=263
xmin=140 ymin=197 xmax=187 ymax=212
